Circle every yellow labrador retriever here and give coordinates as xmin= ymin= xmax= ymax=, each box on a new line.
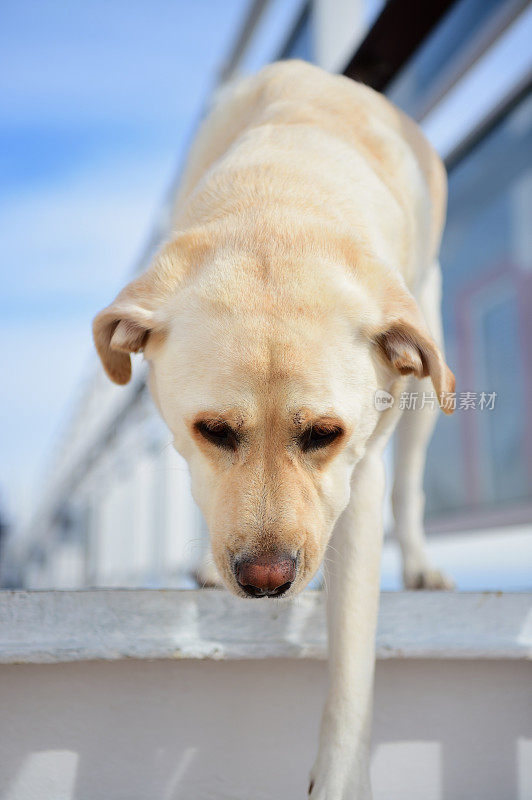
xmin=94 ymin=60 xmax=454 ymax=799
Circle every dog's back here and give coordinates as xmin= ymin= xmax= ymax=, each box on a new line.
xmin=172 ymin=60 xmax=446 ymax=287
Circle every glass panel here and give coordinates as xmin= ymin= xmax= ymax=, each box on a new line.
xmin=480 ymin=292 xmax=527 ymax=503
xmin=424 ymin=91 xmax=532 ymax=519
xmin=386 ymin=0 xmax=522 ymax=119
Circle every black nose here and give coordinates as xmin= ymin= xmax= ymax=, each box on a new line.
xmin=235 ymin=553 xmax=297 ymax=598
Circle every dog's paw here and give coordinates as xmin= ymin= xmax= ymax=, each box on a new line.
xmin=403 ymin=565 xmax=455 ymax=590
xmin=308 ymin=778 xmax=371 ymax=799
xmin=308 ymin=764 xmax=371 ymax=799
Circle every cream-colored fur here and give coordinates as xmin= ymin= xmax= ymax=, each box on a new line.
xmin=93 ymin=60 xmax=454 ymax=799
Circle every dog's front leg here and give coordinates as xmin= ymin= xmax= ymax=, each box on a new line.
xmin=309 ymin=451 xmax=385 ymax=800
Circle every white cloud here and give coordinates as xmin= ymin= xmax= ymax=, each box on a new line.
xmin=2 ymin=146 xmax=176 ymax=305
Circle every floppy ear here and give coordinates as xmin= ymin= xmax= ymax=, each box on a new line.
xmin=372 ymin=295 xmax=455 ymax=414
xmin=93 ymin=276 xmax=161 ymax=385
xmin=93 ymin=231 xmax=203 ymax=383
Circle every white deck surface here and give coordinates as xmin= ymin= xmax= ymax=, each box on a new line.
xmin=1 ymin=590 xmax=531 ymax=800
xmin=0 ymin=589 xmax=530 ymax=662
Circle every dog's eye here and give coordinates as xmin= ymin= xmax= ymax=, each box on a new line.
xmin=301 ymin=425 xmax=343 ymax=452
xmin=195 ymin=421 xmax=238 ymax=451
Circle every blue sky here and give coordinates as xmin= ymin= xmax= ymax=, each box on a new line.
xmin=0 ymin=0 xmax=250 ymax=525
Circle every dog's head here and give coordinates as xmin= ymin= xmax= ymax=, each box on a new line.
xmin=93 ymin=232 xmax=454 ymax=598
